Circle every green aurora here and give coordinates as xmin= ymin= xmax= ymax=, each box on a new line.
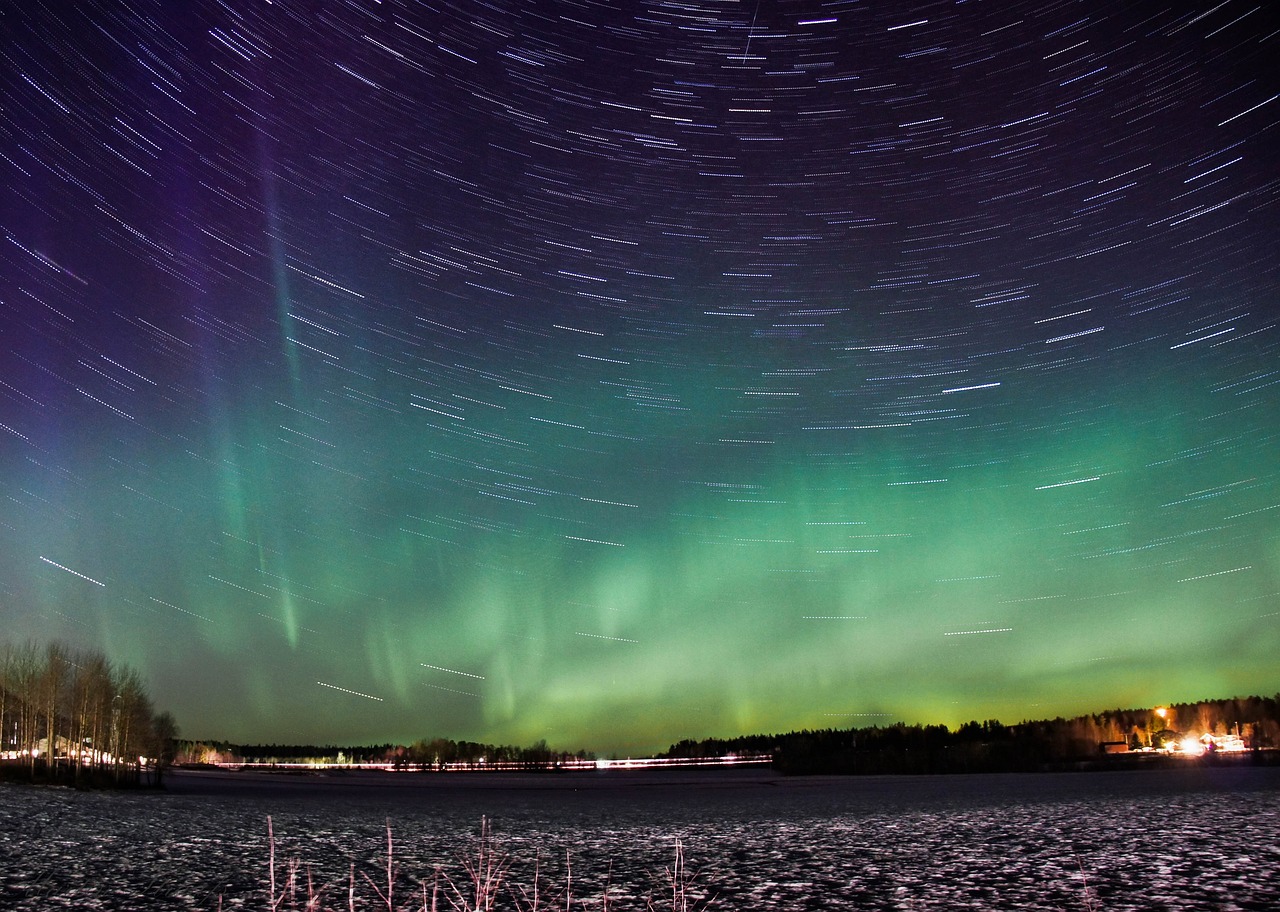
xmin=1 ymin=1 xmax=1276 ymax=755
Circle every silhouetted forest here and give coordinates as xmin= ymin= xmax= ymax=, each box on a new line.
xmin=176 ymin=736 xmax=595 ymax=770
xmin=660 ymin=695 xmax=1280 ymax=774
xmin=0 ymin=638 xmax=178 ymax=787
xmin=176 ymin=694 xmax=1280 ymax=777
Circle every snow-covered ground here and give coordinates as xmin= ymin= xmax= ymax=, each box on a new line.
xmin=2 ymin=765 xmax=1277 ymax=910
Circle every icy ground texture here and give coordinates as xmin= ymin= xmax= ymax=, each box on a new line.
xmin=1 ymin=766 xmax=1277 ymax=910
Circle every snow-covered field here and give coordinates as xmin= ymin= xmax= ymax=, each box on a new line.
xmin=2 ymin=765 xmax=1277 ymax=910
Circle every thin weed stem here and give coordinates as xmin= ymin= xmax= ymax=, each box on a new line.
xmin=1076 ymin=855 xmax=1099 ymax=912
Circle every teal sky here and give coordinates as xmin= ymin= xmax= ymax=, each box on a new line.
xmin=1 ymin=1 xmax=1276 ymax=755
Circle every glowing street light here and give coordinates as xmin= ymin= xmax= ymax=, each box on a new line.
xmin=1151 ymin=706 xmax=1169 ymax=750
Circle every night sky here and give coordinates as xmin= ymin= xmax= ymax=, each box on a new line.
xmin=1 ymin=0 xmax=1276 ymax=756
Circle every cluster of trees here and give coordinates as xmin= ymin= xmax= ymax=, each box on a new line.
xmin=176 ymin=737 xmax=596 ymax=771
xmin=0 ymin=638 xmax=177 ymax=787
xmin=178 ymin=741 xmax=398 ymax=766
xmin=390 ymin=737 xmax=595 ymax=770
xmin=661 ymin=695 xmax=1280 ymax=775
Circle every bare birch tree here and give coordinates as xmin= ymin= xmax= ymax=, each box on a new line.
xmin=69 ymin=648 xmax=114 ymax=779
xmin=37 ymin=642 xmax=70 ymax=771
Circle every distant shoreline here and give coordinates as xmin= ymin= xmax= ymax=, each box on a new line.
xmin=161 ymin=764 xmax=787 ymax=795
xmin=7 ymin=744 xmax=1275 ymax=797
xmin=157 ymin=749 xmax=1280 ymax=797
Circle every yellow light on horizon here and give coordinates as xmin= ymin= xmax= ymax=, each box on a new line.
xmin=1180 ymin=735 xmax=1204 ymax=756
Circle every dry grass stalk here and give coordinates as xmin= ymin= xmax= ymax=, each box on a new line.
xmin=231 ymin=817 xmax=715 ymax=911
xmin=226 ymin=820 xmax=1106 ymax=911
xmin=1076 ymin=856 xmax=1100 ymax=912
xmin=647 ymin=840 xmax=714 ymax=912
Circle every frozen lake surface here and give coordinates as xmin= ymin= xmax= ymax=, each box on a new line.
xmin=2 ymin=764 xmax=1278 ymax=910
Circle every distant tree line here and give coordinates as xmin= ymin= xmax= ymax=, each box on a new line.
xmin=175 ymin=694 xmax=1280 ymax=778
xmin=235 ymin=742 xmax=398 ymax=764
xmin=176 ymin=736 xmax=596 ymax=770
xmin=391 ymin=737 xmax=594 ymax=770
xmin=660 ymin=695 xmax=1280 ymax=775
xmin=0 ymin=638 xmax=178 ymax=787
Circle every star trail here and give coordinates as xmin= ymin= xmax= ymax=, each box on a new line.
xmin=1 ymin=0 xmax=1276 ymax=754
